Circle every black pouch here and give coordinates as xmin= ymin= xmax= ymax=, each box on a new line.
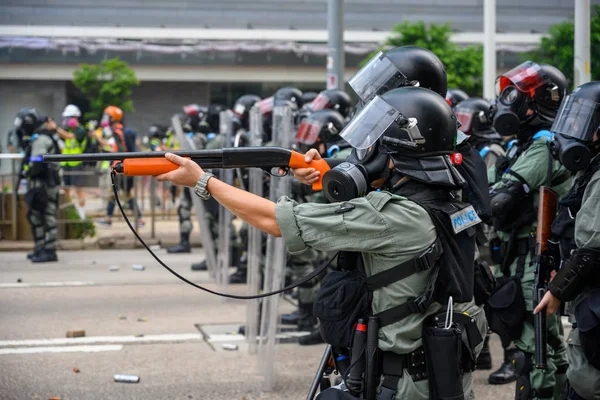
xmin=422 ymin=319 xmax=465 ymax=400
xmin=486 ymin=276 xmax=526 ymax=348
xmin=314 ymin=270 xmax=371 ymax=348
xmin=574 ymin=289 xmax=600 ymax=370
xmin=473 ymin=260 xmax=497 ymax=306
xmin=24 ymin=186 xmax=48 ymax=212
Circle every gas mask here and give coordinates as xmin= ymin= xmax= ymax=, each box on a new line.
xmin=492 ymin=85 xmax=534 ymax=136
xmin=492 ymin=61 xmax=557 ymax=137
xmin=322 ymin=143 xmax=392 ymax=202
xmin=62 ymin=118 xmax=79 ymax=129
xmin=549 ymin=95 xmax=600 ymax=172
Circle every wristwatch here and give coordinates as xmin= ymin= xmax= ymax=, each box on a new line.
xmin=194 ymin=172 xmax=215 ymax=200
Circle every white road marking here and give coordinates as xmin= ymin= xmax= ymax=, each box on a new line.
xmin=0 ymin=345 xmax=123 ymax=355
xmin=0 ymin=281 xmax=96 ymax=289
xmin=0 ymin=333 xmax=204 ymax=348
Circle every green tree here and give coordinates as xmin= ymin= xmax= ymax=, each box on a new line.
xmin=72 ymin=58 xmax=140 ymax=120
xmin=527 ymin=5 xmax=600 ymax=87
xmin=362 ymin=21 xmax=483 ymax=96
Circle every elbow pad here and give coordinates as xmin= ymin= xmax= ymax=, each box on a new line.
xmin=550 ymin=248 xmax=600 ymax=302
xmin=489 ymin=179 xmax=532 ymax=231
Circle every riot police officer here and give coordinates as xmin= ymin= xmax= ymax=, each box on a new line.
xmin=307 ymin=89 xmax=353 ymax=119
xmin=16 ymin=109 xmax=61 ymax=263
xmin=535 ymin=81 xmax=600 ymax=400
xmin=487 ymin=61 xmax=572 ymax=397
xmin=156 ymin=86 xmax=487 ymax=399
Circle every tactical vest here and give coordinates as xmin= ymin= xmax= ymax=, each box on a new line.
xmin=332 ymin=182 xmax=477 ymax=329
xmin=552 ymin=155 xmax=600 ymax=264
xmin=61 ymin=136 xmax=87 ymax=167
xmin=28 ymin=130 xmax=60 ymax=187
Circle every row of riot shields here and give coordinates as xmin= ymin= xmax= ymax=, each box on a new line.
xmin=173 ymin=104 xmax=296 ymax=391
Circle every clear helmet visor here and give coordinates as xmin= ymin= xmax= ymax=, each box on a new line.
xmin=233 ymin=102 xmax=246 ymax=117
xmin=498 ymin=61 xmax=545 ymax=95
xmin=295 ymin=120 xmax=323 ymax=145
xmin=551 ymin=95 xmax=600 ymax=142
xmin=14 ymin=117 xmax=22 ymax=128
xmin=455 ymin=109 xmax=476 ymax=133
xmin=258 ymin=96 xmax=274 ymax=115
xmin=309 ymin=93 xmax=332 ymax=112
xmin=340 ymin=95 xmax=402 ymax=149
xmin=349 ymin=52 xmax=408 ymax=102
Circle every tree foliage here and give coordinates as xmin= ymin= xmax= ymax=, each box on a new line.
xmin=362 ymin=21 xmax=483 ymax=96
xmin=527 ymin=5 xmax=600 ymax=87
xmin=72 ymin=58 xmax=140 ymax=120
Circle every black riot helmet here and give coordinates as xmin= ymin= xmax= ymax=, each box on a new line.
xmin=492 ymin=61 xmax=568 ymax=139
xmin=14 ymin=107 xmax=39 ymax=147
xmin=550 ymin=81 xmax=600 ymax=172
xmin=274 ymin=87 xmax=304 ymax=109
xmin=309 ymin=89 xmax=353 ymax=118
xmin=322 ymin=87 xmax=462 ymax=202
xmin=301 ymin=91 xmax=319 ymax=105
xmin=148 ymin=124 xmax=167 ymax=140
xmin=205 ymin=104 xmax=225 ymax=133
xmin=232 ymin=94 xmax=261 ymax=131
xmin=349 ymin=46 xmax=448 ymax=103
xmin=183 ymin=104 xmax=207 ymax=132
xmin=446 ymin=88 xmax=470 ymax=108
xmin=295 ymin=109 xmax=345 ymax=154
xmin=454 ymin=97 xmax=494 ymax=135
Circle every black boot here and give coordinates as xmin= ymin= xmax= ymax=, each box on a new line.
xmin=281 ymin=309 xmax=302 ymax=325
xmin=299 ymin=328 xmax=325 ymax=346
xmin=488 ymin=348 xmax=519 ymax=385
xmin=167 ymin=233 xmax=191 ymax=253
xmin=476 ymin=335 xmax=492 ymax=370
xmin=31 ymin=250 xmax=58 ymax=263
xmin=297 ymin=303 xmax=317 ymax=331
xmin=191 ymin=260 xmax=208 ymax=271
xmin=27 ymin=249 xmax=42 ymax=260
xmin=229 ymin=268 xmax=247 ymax=284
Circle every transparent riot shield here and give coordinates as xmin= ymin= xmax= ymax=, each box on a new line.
xmin=216 ymin=110 xmax=235 ymax=291
xmin=171 ymin=115 xmax=218 ymax=275
xmin=245 ymin=105 xmax=264 ymax=354
xmin=258 ymin=104 xmax=294 ymax=390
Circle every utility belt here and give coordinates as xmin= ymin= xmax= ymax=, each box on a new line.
xmin=318 ymin=310 xmax=482 ymax=400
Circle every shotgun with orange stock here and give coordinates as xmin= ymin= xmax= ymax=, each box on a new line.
xmin=43 ymin=147 xmax=332 ymax=191
xmin=533 ymin=186 xmax=559 ymax=369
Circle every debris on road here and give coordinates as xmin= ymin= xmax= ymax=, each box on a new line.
xmin=73 ymin=367 xmax=80 ymax=373
xmin=221 ymin=343 xmax=239 ymax=351
xmin=48 ymin=397 xmax=61 ymax=400
xmin=137 ymin=317 xmax=147 ymax=322
xmin=135 ymin=334 xmax=144 ymax=337
xmin=132 ymin=264 xmax=145 ymax=271
xmin=16 ymin=278 xmax=22 ymax=283
xmin=66 ymin=330 xmax=85 ymax=338
xmin=118 ymin=316 xmax=127 ymax=320
xmin=149 ymin=245 xmax=161 ymax=251
xmin=114 ymin=374 xmax=140 ymax=383
xmin=108 ymin=265 xmax=119 ymax=272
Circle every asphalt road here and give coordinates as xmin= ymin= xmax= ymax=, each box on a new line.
xmin=0 ymin=249 xmax=522 ymax=400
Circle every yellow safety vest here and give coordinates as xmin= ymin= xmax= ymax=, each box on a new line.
xmin=61 ymin=136 xmax=88 ymax=167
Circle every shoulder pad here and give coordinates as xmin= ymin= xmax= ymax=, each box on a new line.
xmin=532 ymin=130 xmax=554 ymax=142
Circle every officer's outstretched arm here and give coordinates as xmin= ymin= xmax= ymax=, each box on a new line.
xmin=155 ymin=153 xmax=281 ymax=237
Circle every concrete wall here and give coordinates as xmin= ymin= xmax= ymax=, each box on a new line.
xmin=125 ymin=81 xmax=209 ymax=138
